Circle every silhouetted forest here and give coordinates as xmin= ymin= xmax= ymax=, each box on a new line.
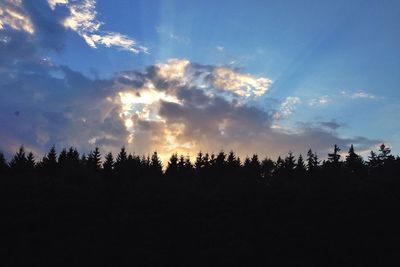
xmin=1 ymin=144 xmax=400 ymax=266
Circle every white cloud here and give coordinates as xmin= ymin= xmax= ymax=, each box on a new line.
xmin=155 ymin=58 xmax=190 ymax=81
xmin=0 ymin=0 xmax=34 ymax=34
xmin=309 ymin=95 xmax=329 ymax=106
xmin=341 ymin=90 xmax=376 ymax=99
xmin=212 ymin=67 xmax=272 ymax=97
xmin=47 ymin=0 xmax=148 ymax=54
xmin=47 ymin=0 xmax=69 ymax=10
xmin=274 ymin=96 xmax=301 ymax=119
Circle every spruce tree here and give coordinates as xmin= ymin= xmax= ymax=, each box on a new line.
xmin=0 ymin=152 xmax=8 ymax=173
xmin=103 ymin=152 xmax=114 ymax=172
xmin=345 ymin=145 xmax=363 ymax=172
xmin=9 ymin=146 xmax=27 ymax=172
xmin=42 ymin=145 xmax=58 ymax=174
xmin=166 ymin=153 xmax=178 ymax=176
xmin=328 ymin=144 xmax=341 ymax=167
xmin=295 ymin=154 xmax=306 ymax=172
xmin=88 ymin=147 xmax=102 ymax=171
xmin=26 ymin=152 xmax=35 ymax=171
xmin=150 ymin=152 xmax=162 ymax=176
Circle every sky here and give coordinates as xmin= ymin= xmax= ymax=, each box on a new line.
xmin=1 ymin=0 xmax=399 ymax=162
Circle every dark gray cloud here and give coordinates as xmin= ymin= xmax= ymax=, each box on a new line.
xmin=319 ymin=120 xmax=343 ymax=131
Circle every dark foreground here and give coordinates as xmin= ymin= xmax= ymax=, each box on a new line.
xmin=1 ymin=146 xmax=400 ymax=266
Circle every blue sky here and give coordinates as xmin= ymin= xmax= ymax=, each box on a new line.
xmin=0 ymin=0 xmax=399 ymax=161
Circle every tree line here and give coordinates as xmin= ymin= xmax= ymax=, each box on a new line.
xmin=1 ymin=143 xmax=398 ymax=179
xmin=1 ymin=143 xmax=399 ymax=266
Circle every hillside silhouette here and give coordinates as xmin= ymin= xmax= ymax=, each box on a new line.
xmin=1 ymin=143 xmax=399 ymax=266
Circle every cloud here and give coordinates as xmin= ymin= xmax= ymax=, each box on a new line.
xmin=341 ymin=90 xmax=376 ymax=99
xmin=0 ymin=41 xmax=379 ymax=161
xmin=0 ymin=0 xmax=34 ymax=34
xmin=309 ymin=95 xmax=329 ymax=106
xmin=211 ymin=67 xmax=272 ymax=97
xmin=106 ymin=59 xmax=378 ymax=161
xmin=47 ymin=0 xmax=148 ymax=53
xmin=319 ymin=120 xmax=342 ymax=130
xmin=274 ymin=96 xmax=301 ymax=119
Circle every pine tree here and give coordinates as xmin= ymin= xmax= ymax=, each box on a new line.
xmin=226 ymin=151 xmax=238 ymax=167
xmin=150 ymin=152 xmax=162 ymax=176
xmin=184 ymin=156 xmax=193 ymax=171
xmin=116 ymin=147 xmax=127 ymax=163
xmin=58 ymin=148 xmax=67 ymax=168
xmin=0 ymin=152 xmax=8 ymax=173
xmin=243 ymin=156 xmax=251 ymax=170
xmin=275 ymin=156 xmax=284 ymax=172
xmin=195 ymin=151 xmax=204 ymax=171
xmin=215 ymin=151 xmax=226 ymax=168
xmin=115 ymin=147 xmax=128 ymax=171
xmin=295 ymin=154 xmax=306 ymax=172
xmin=103 ymin=152 xmax=114 ymax=172
xmin=284 ymin=151 xmax=296 ymax=171
xmin=9 ymin=146 xmax=27 ymax=172
xmin=378 ymin=143 xmax=392 ymax=163
xmin=80 ymin=154 xmax=88 ymax=167
xmin=203 ymin=153 xmax=210 ymax=169
xmin=306 ymin=149 xmax=319 ymax=171
xmin=166 ymin=153 xmax=178 ymax=176
xmin=261 ymin=157 xmax=274 ymax=179
xmin=345 ymin=144 xmax=364 ymax=172
xmin=66 ymin=147 xmax=80 ymax=165
xmin=250 ymin=154 xmax=261 ymax=176
xmin=178 ymin=155 xmax=186 ymax=172
xmin=87 ymin=147 xmax=102 ymax=171
xmin=26 ymin=152 xmax=35 ymax=170
xmin=42 ymin=145 xmax=58 ymax=174
xmin=328 ymin=144 xmax=341 ymax=166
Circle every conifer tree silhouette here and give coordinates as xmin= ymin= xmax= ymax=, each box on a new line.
xmin=283 ymin=151 xmax=296 ymax=171
xmin=166 ymin=153 xmax=179 ymax=177
xmin=115 ymin=147 xmax=128 ymax=173
xmin=260 ymin=157 xmax=274 ymax=179
xmin=87 ymin=147 xmax=102 ymax=171
xmin=327 ymin=144 xmax=341 ymax=167
xmin=195 ymin=151 xmax=204 ymax=172
xmin=58 ymin=148 xmax=68 ymax=168
xmin=345 ymin=144 xmax=364 ymax=172
xmin=41 ymin=145 xmax=58 ymax=175
xmin=103 ymin=152 xmax=114 ymax=172
xmin=378 ymin=143 xmax=393 ymax=164
xmin=0 ymin=152 xmax=9 ymax=174
xmin=26 ymin=152 xmax=35 ymax=171
xmin=295 ymin=154 xmax=306 ymax=173
xmin=306 ymin=149 xmax=319 ymax=171
xmin=150 ymin=152 xmax=162 ymax=176
xmin=9 ymin=145 xmax=27 ymax=172
xmin=249 ymin=154 xmax=261 ymax=177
